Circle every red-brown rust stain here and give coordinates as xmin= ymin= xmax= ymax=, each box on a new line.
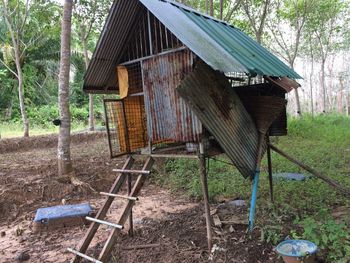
xmin=210 ymin=87 xmax=232 ymax=120
xmin=142 ymin=49 xmax=201 ymax=142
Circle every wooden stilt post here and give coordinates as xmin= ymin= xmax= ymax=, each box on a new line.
xmin=266 ymin=136 xmax=274 ymax=203
xmin=199 ymin=138 xmax=212 ymax=252
xmin=127 ymin=172 xmax=133 ymax=237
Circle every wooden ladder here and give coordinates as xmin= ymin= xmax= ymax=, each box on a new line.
xmin=68 ymin=156 xmax=154 ymax=263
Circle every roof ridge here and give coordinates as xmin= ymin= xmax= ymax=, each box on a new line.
xmin=158 ymin=0 xmax=235 ymax=28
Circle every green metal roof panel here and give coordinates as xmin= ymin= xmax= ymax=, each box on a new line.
xmin=140 ymin=0 xmax=302 ymax=79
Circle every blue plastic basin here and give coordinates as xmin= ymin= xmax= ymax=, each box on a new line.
xmin=276 ymin=240 xmax=318 ymax=258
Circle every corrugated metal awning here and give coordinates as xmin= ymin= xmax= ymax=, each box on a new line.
xmin=177 ymin=62 xmax=261 ymax=178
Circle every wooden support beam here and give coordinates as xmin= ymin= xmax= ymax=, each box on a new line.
xmin=266 ymin=136 xmax=274 ymax=203
xmin=198 ymin=140 xmax=212 ymax=252
xmin=268 ymin=143 xmax=350 ymax=197
xmin=127 ymin=173 xmax=133 ymax=237
xmin=145 ymin=153 xmax=198 ymax=159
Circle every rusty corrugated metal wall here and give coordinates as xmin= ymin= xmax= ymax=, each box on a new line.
xmin=142 ymin=49 xmax=202 ymax=143
xmin=177 ymin=62 xmax=260 ymax=178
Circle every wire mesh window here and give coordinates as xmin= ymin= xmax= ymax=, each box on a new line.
xmin=104 ymin=97 xmax=148 ymax=158
xmin=226 ymin=72 xmax=262 ymax=87
xmin=125 ymin=62 xmax=143 ymax=95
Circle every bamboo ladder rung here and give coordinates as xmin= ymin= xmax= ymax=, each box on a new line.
xmin=100 ymin=192 xmax=139 ymax=201
xmin=85 ymin=217 xmax=124 ymax=229
xmin=112 ymin=169 xmax=150 ymax=175
xmin=67 ymin=248 xmax=102 ymax=263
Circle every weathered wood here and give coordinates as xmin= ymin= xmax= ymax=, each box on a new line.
xmin=268 ymin=143 xmax=350 ymax=197
xmin=199 ymin=140 xmax=212 ymax=252
xmin=144 ymin=153 xmax=198 ymax=159
xmin=127 ymin=173 xmax=133 ymax=237
xmin=98 ymin=157 xmax=154 ymax=262
xmin=120 ymin=46 xmax=187 ymax=66
xmin=100 ymin=192 xmax=138 ymax=201
xmin=266 ymin=136 xmax=274 ymax=203
xmin=71 ymin=157 xmax=134 ymax=263
xmin=85 ymin=217 xmax=123 ymax=229
xmin=67 ymin=248 xmax=102 ymax=263
xmin=212 ymin=214 xmax=222 ymax=227
xmin=112 ymin=169 xmax=150 ymax=175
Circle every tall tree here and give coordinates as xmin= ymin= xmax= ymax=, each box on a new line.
xmin=241 ymin=0 xmax=271 ymax=44
xmin=1 ymin=0 xmax=30 ymax=137
xmin=305 ymin=0 xmax=345 ymax=113
xmin=268 ymin=0 xmax=315 ymax=116
xmin=58 ymin=0 xmax=73 ymax=176
xmin=1 ymin=1 xmax=61 ymax=136
xmin=74 ymin=0 xmax=111 ymax=131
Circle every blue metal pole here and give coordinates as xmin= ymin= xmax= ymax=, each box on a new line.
xmin=248 ymin=169 xmax=260 ymax=232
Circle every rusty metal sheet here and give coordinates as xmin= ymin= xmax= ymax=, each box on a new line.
xmin=142 ymin=49 xmax=202 ymax=143
xmin=265 ymin=76 xmax=301 ymax=92
xmin=177 ymin=62 xmax=260 ymax=178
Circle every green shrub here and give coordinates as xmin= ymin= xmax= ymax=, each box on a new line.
xmin=291 ymin=216 xmax=350 ymax=262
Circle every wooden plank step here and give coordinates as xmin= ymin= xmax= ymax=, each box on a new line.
xmin=67 ymin=248 xmax=102 ymax=263
xmin=112 ymin=169 xmax=150 ymax=175
xmin=100 ymin=192 xmax=138 ymax=201
xmin=85 ymin=217 xmax=123 ymax=229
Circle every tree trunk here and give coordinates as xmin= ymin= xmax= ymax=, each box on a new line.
xmin=294 ymin=88 xmax=302 ymax=116
xmin=3 ymin=0 xmax=29 ymax=137
xmin=321 ymin=59 xmax=326 ymax=113
xmin=210 ymin=0 xmax=214 ymax=16
xmin=219 ymin=0 xmax=223 ymax=19
xmin=309 ymin=69 xmax=314 ymax=117
xmin=309 ymin=51 xmax=314 ymax=117
xmin=81 ymin=33 xmax=94 ymax=131
xmin=290 ymin=61 xmax=302 ymax=117
xmin=5 ymin=94 xmax=13 ymax=120
xmin=15 ymin=52 xmax=29 ymax=137
xmin=346 ymin=91 xmax=349 ymax=116
xmin=58 ymin=0 xmax=73 ymax=176
xmin=338 ymin=77 xmax=345 ymax=114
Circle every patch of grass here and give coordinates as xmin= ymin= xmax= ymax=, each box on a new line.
xmin=0 ymin=121 xmax=88 ymax=138
xmin=155 ymin=114 xmax=350 ymax=262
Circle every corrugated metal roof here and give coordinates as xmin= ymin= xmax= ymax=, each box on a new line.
xmin=84 ymin=0 xmax=144 ymax=90
xmin=83 ymin=0 xmax=301 ymax=91
xmin=141 ymin=0 xmax=301 ymax=79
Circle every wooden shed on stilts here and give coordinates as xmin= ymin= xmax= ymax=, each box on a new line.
xmin=66 ymin=0 xmax=350 ymax=262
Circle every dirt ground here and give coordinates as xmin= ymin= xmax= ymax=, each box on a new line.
xmin=0 ymin=133 xmax=279 ymax=263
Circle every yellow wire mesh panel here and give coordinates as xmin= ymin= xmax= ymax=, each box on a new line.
xmin=104 ymin=99 xmax=126 ymax=157
xmin=104 ymin=97 xmax=148 ymax=158
xmin=124 ymin=96 xmax=148 ymax=151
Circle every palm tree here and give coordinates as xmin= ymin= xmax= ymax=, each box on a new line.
xmin=58 ymin=0 xmax=73 ymax=176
